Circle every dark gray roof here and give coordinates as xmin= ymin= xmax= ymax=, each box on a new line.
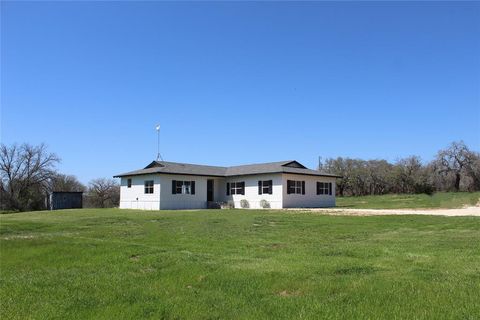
xmin=114 ymin=160 xmax=341 ymax=178
xmin=114 ymin=161 xmax=227 ymax=177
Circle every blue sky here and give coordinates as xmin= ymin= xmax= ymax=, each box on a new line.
xmin=1 ymin=1 xmax=479 ymax=184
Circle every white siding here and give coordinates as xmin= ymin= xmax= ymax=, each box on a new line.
xmin=225 ymin=173 xmax=283 ymax=209
xmin=158 ymin=174 xmax=217 ymax=210
xmin=282 ymin=174 xmax=336 ymax=208
xmin=119 ymin=175 xmax=160 ymax=210
xmin=118 ymin=172 xmax=336 ymax=210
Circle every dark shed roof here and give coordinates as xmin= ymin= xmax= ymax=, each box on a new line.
xmin=114 ymin=160 xmax=341 ymax=178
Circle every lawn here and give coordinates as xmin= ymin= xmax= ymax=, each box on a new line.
xmin=336 ymin=191 xmax=480 ymax=209
xmin=1 ymin=209 xmax=479 ymax=319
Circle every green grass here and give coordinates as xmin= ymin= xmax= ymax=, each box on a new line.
xmin=1 ymin=209 xmax=479 ymax=319
xmin=336 ymin=192 xmax=480 ymax=209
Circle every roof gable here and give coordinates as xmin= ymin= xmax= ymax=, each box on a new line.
xmin=281 ymin=161 xmax=307 ymax=169
xmin=144 ymin=161 xmax=165 ymax=169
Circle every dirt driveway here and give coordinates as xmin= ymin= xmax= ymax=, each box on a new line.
xmin=290 ymin=206 xmax=480 ymax=217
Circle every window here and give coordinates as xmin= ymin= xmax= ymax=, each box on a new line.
xmin=227 ymin=182 xmax=245 ymax=195
xmin=258 ymin=180 xmax=273 ymax=195
xmin=127 ymin=178 xmax=132 ymax=188
xmin=287 ymin=180 xmax=305 ymax=194
xmin=295 ymin=181 xmax=302 ymax=194
xmin=172 ymin=180 xmax=196 ymax=195
xmin=144 ymin=180 xmax=154 ymax=194
xmin=176 ymin=181 xmax=190 ymax=194
xmin=317 ymin=182 xmax=332 ymax=195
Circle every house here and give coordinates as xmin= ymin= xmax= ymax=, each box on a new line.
xmin=113 ymin=160 xmax=340 ymax=210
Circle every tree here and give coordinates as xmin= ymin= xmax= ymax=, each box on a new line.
xmin=0 ymin=143 xmax=60 ymax=211
xmin=462 ymin=150 xmax=480 ymax=191
xmin=87 ymin=178 xmax=119 ymax=208
xmin=365 ymin=160 xmax=393 ymax=195
xmin=435 ymin=141 xmax=473 ymax=191
xmin=49 ymin=173 xmax=86 ymax=193
xmin=393 ymin=156 xmax=432 ymax=194
xmin=321 ymin=141 xmax=479 ymax=196
xmin=322 ymin=157 xmax=349 ymax=196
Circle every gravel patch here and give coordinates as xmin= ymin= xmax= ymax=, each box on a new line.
xmin=288 ymin=206 xmax=480 ymax=217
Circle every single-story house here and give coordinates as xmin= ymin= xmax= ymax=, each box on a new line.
xmin=114 ymin=160 xmax=340 ymax=210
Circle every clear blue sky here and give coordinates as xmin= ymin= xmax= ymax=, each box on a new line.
xmin=1 ymin=1 xmax=479 ymax=184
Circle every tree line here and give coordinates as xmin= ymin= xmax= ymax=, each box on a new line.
xmin=320 ymin=141 xmax=480 ymax=196
xmin=0 ymin=143 xmax=119 ymax=211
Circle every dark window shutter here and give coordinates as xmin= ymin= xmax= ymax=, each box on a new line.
xmin=316 ymin=182 xmax=320 ymax=195
xmin=268 ymin=180 xmax=273 ymax=194
xmin=329 ymin=182 xmax=332 ymax=195
xmin=287 ymin=180 xmax=291 ymax=194
xmin=172 ymin=180 xmax=176 ymax=194
xmin=191 ymin=181 xmax=195 ymax=195
xmin=258 ymin=181 xmax=262 ymax=195
xmin=226 ymin=182 xmax=230 ymax=195
xmin=302 ymin=181 xmax=305 ymax=195
xmin=241 ymin=182 xmax=245 ymax=195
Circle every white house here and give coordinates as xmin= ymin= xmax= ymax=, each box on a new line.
xmin=114 ymin=160 xmax=340 ymax=210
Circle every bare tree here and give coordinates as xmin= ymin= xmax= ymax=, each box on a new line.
xmin=435 ymin=141 xmax=473 ymax=191
xmin=463 ymin=150 xmax=480 ymax=191
xmin=366 ymin=160 xmax=392 ymax=195
xmin=48 ymin=173 xmax=86 ymax=193
xmin=87 ymin=178 xmax=119 ymax=208
xmin=0 ymin=143 xmax=60 ymax=211
xmin=394 ymin=156 xmax=425 ymax=193
xmin=321 ymin=141 xmax=478 ymax=196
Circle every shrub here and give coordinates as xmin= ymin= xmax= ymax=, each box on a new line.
xmin=414 ymin=182 xmax=434 ymax=195
xmin=259 ymin=199 xmax=270 ymax=209
xmin=240 ymin=199 xmax=249 ymax=208
xmin=220 ymin=201 xmax=234 ymax=209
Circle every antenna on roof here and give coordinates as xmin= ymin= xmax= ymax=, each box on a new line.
xmin=155 ymin=124 xmax=164 ymax=161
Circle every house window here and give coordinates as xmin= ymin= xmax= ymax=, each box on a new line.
xmin=287 ymin=180 xmax=305 ymax=194
xmin=176 ymin=181 xmax=190 ymax=194
xmin=317 ymin=182 xmax=332 ymax=195
xmin=227 ymin=182 xmax=245 ymax=195
xmin=172 ymin=180 xmax=196 ymax=195
xmin=258 ymin=180 xmax=273 ymax=195
xmin=127 ymin=178 xmax=132 ymax=188
xmin=144 ymin=180 xmax=154 ymax=194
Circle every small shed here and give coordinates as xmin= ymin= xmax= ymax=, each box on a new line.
xmin=49 ymin=192 xmax=83 ymax=210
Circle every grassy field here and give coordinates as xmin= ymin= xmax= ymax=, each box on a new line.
xmin=1 ymin=209 xmax=479 ymax=319
xmin=336 ymin=191 xmax=480 ymax=209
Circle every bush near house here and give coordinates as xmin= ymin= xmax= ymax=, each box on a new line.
xmin=260 ymin=199 xmax=271 ymax=208
xmin=240 ymin=199 xmax=249 ymax=208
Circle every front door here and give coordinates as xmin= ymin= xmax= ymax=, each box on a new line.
xmin=207 ymin=179 xmax=214 ymax=202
